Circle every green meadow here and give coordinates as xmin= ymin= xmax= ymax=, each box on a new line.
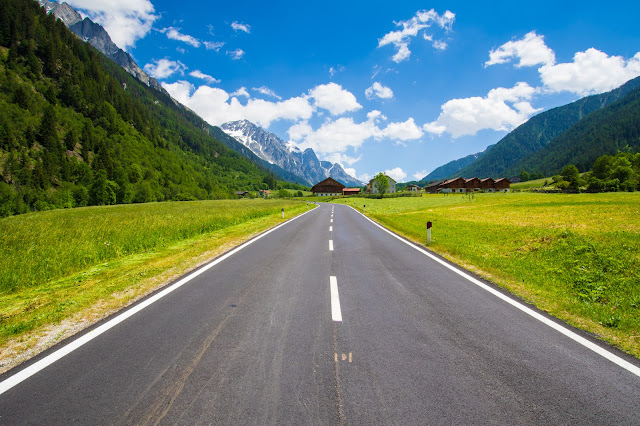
xmin=0 ymin=199 xmax=310 ymax=371
xmin=334 ymin=192 xmax=640 ymax=358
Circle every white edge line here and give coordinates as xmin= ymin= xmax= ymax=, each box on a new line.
xmin=347 ymin=205 xmax=640 ymax=379
xmin=0 ymin=206 xmax=319 ymax=396
xmin=330 ymin=276 xmax=342 ymax=322
xmin=329 ymin=240 xmax=334 ymax=251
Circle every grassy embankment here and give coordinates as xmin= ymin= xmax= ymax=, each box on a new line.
xmin=0 ymin=199 xmax=311 ymax=372
xmin=333 ymin=192 xmax=640 ymax=358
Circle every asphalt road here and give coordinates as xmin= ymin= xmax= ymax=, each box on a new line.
xmin=1 ymin=203 xmax=639 ymax=424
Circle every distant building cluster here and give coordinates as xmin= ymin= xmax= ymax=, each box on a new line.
xmin=424 ymin=177 xmax=511 ymax=193
xmin=311 ymin=178 xmax=361 ymax=196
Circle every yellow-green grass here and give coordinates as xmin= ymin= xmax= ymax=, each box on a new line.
xmin=511 ymin=177 xmax=551 ymax=189
xmin=334 ymin=192 xmax=640 ymax=358
xmin=0 ymin=199 xmax=311 ymax=372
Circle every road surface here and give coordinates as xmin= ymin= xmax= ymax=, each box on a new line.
xmin=1 ymin=203 xmax=639 ymax=424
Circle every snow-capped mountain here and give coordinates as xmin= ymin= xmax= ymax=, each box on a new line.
xmin=221 ymin=120 xmax=362 ymax=187
xmin=38 ymin=0 xmax=167 ymax=95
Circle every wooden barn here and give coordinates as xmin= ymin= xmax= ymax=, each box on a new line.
xmin=464 ymin=178 xmax=481 ymax=192
xmin=406 ymin=184 xmax=422 ymax=192
xmin=312 ymin=177 xmax=345 ymax=196
xmin=343 ymin=188 xmax=361 ymax=196
xmin=440 ymin=177 xmax=466 ymax=193
xmin=479 ymin=177 xmax=495 ymax=192
xmin=494 ymin=178 xmax=512 ymax=192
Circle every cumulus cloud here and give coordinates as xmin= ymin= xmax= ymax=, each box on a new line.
xmin=309 ymin=83 xmax=362 ymax=115
xmin=424 ymin=82 xmax=540 ymax=138
xmin=162 ymin=81 xmax=313 ymax=128
xmin=413 ymin=170 xmax=428 ymax=180
xmin=329 ymin=65 xmax=345 ymax=78
xmin=252 ymin=86 xmax=282 ymax=100
xmin=539 ymin=49 xmax=640 ymax=95
xmin=144 ymin=58 xmax=186 ymax=79
xmin=230 ymin=87 xmax=250 ymax=98
xmin=384 ymin=167 xmax=407 ymax=182
xmin=204 ymin=41 xmax=225 ymax=51
xmin=378 ymin=9 xmax=455 ymax=63
xmin=161 ymin=27 xmax=200 ymax=47
xmin=383 ymin=117 xmax=423 ymax=140
xmin=485 ymin=31 xmax=555 ymax=68
xmin=365 ymin=82 xmax=394 ymax=100
xmin=65 ymin=0 xmax=158 ymax=50
xmin=231 ymin=21 xmax=251 ymax=33
xmin=189 ymin=70 xmax=220 ymax=84
xmin=227 ymin=49 xmax=245 ymax=60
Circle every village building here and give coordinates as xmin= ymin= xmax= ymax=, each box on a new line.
xmin=424 ymin=180 xmax=445 ymax=193
xmin=406 ymin=184 xmax=422 ymax=192
xmin=494 ymin=178 xmax=512 ymax=192
xmin=440 ymin=177 xmax=466 ymax=193
xmin=343 ymin=188 xmax=361 ymax=196
xmin=259 ymin=189 xmax=271 ymax=198
xmin=464 ymin=178 xmax=481 ymax=192
xmin=367 ymin=175 xmax=397 ymax=194
xmin=311 ymin=177 xmax=345 ymax=196
xmin=424 ymin=176 xmax=511 ymax=193
xmin=479 ymin=177 xmax=495 ymax=192
xmin=234 ymin=191 xmax=249 ymax=198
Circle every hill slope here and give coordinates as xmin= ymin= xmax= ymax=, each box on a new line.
xmin=0 ymin=0 xmax=293 ymax=216
xmin=422 ymin=146 xmax=491 ymax=181
xmin=455 ymin=76 xmax=640 ymax=178
xmin=508 ymin=84 xmax=640 ymax=177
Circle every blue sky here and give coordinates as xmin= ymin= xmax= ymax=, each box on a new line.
xmin=64 ymin=0 xmax=640 ymax=183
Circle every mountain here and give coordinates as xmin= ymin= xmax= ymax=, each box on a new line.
xmin=220 ymin=120 xmax=362 ymax=187
xmin=37 ymin=0 xmax=166 ymax=95
xmin=507 ymin=83 xmax=640 ymax=177
xmin=422 ymin=146 xmax=492 ymax=181
xmin=0 ymin=0 xmax=305 ymax=216
xmin=455 ymin=76 xmax=640 ymax=178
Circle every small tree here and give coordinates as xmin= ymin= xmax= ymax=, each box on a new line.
xmin=373 ymin=173 xmax=389 ymax=199
xmin=561 ymin=164 xmax=581 ymax=188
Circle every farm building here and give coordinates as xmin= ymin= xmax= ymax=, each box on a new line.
xmin=406 ymin=184 xmax=422 ymax=192
xmin=464 ymin=178 xmax=481 ymax=191
xmin=479 ymin=177 xmax=495 ymax=192
xmin=424 ymin=180 xmax=445 ymax=193
xmin=343 ymin=188 xmax=361 ymax=195
xmin=440 ymin=177 xmax=466 ymax=193
xmin=424 ymin=177 xmax=511 ymax=193
xmin=312 ymin=177 xmax=345 ymax=196
xmin=367 ymin=175 xmax=397 ymax=194
xmin=494 ymin=178 xmax=512 ymax=192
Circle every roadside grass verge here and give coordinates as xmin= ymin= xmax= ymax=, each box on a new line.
xmin=0 ymin=199 xmax=311 ymax=372
xmin=334 ymin=192 xmax=640 ymax=358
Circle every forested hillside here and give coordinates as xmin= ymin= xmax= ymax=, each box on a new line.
xmin=508 ymin=84 xmax=640 ymax=177
xmin=455 ymin=76 xmax=640 ymax=179
xmin=0 ymin=0 xmax=292 ymax=217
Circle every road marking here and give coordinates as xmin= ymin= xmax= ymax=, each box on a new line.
xmin=329 ymin=240 xmax=334 ymax=251
xmin=0 ymin=207 xmax=319 ymax=396
xmin=330 ymin=276 xmax=342 ymax=322
xmin=348 ymin=205 xmax=640 ymax=379
xmin=334 ymin=353 xmax=352 ymax=362
xmin=330 ymin=226 xmax=333 ymax=232
xmin=331 ymin=219 xmax=333 ymax=223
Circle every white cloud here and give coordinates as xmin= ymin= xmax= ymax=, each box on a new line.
xmin=485 ymin=31 xmax=555 ymax=68
xmin=539 ymin=49 xmax=640 ymax=95
xmin=343 ymin=168 xmax=358 ymax=180
xmin=424 ymin=82 xmax=540 ymax=138
xmin=189 ymin=70 xmax=220 ymax=84
xmin=204 ymin=41 xmax=225 ymax=51
xmin=329 ymin=65 xmax=345 ymax=78
xmin=383 ymin=117 xmax=423 ymax=140
xmin=413 ymin=170 xmax=428 ymax=180
xmin=162 ymin=27 xmax=200 ymax=48
xmin=365 ymin=82 xmax=394 ymax=100
xmin=359 ymin=172 xmax=372 ymax=183
xmin=378 ymin=9 xmax=455 ymax=63
xmin=252 ymin=86 xmax=282 ymax=100
xmin=143 ymin=58 xmax=186 ymax=79
xmin=162 ymin=81 xmax=313 ymax=128
xmin=231 ymin=21 xmax=251 ymax=33
xmin=230 ymin=87 xmax=250 ymax=98
xmin=323 ymin=152 xmax=362 ymax=166
xmin=384 ymin=167 xmax=407 ymax=182
xmin=433 ymin=40 xmax=448 ymax=50
xmin=65 ymin=0 xmax=158 ymax=50
xmin=309 ymin=83 xmax=362 ymax=115
xmin=227 ymin=49 xmax=245 ymax=60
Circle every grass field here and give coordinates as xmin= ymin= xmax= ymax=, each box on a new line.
xmin=334 ymin=192 xmax=640 ymax=358
xmin=0 ymin=199 xmax=311 ymax=372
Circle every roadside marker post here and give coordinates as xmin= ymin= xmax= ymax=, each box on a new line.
xmin=282 ymin=208 xmax=284 ymax=219
xmin=363 ymin=204 xmax=366 ymax=213
xmin=427 ymin=221 xmax=432 ymax=244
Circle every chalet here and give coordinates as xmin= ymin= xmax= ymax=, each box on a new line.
xmin=259 ymin=189 xmax=271 ymax=198
xmin=440 ymin=177 xmax=466 ymax=193
xmin=343 ymin=188 xmax=361 ymax=196
xmin=406 ymin=184 xmax=422 ymax=192
xmin=464 ymin=178 xmax=481 ymax=192
xmin=367 ymin=175 xmax=397 ymax=194
xmin=312 ymin=177 xmax=345 ymax=196
xmin=479 ymin=177 xmax=495 ymax=192
xmin=494 ymin=178 xmax=512 ymax=192
xmin=424 ymin=180 xmax=445 ymax=193
xmin=234 ymin=191 xmax=249 ymax=198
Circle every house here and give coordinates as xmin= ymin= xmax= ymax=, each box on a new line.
xmin=343 ymin=188 xmax=361 ymax=196
xmin=367 ymin=175 xmax=397 ymax=194
xmin=440 ymin=177 xmax=466 ymax=193
xmin=406 ymin=184 xmax=422 ymax=192
xmin=259 ymin=189 xmax=271 ymax=198
xmin=494 ymin=178 xmax=512 ymax=192
xmin=464 ymin=178 xmax=481 ymax=192
xmin=424 ymin=180 xmax=445 ymax=193
xmin=312 ymin=177 xmax=345 ymax=196
xmin=479 ymin=177 xmax=495 ymax=192
xmin=234 ymin=191 xmax=249 ymax=198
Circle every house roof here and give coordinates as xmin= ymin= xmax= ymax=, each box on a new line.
xmin=368 ymin=175 xmax=397 ymax=185
xmin=311 ymin=177 xmax=345 ymax=191
xmin=343 ymin=188 xmax=361 ymax=193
